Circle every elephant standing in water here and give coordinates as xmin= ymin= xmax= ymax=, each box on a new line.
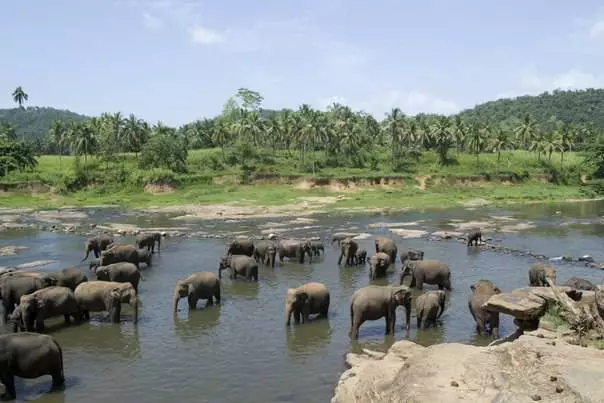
xmin=528 ymin=263 xmax=557 ymax=287
xmin=466 ymin=230 xmax=483 ymax=246
xmin=278 ymin=239 xmax=312 ymax=264
xmin=400 ymin=249 xmax=424 ymax=264
xmin=400 ymin=259 xmax=451 ymax=291
xmin=81 ymin=234 xmax=114 ymax=261
xmin=285 ymin=282 xmax=330 ymax=326
xmin=355 ymin=248 xmax=367 ymax=265
xmin=227 ymin=238 xmax=255 ymax=257
xmin=2 ymin=275 xmax=56 ymax=323
xmin=349 ymin=285 xmax=412 ymax=339
xmin=0 ymin=332 xmax=65 ymax=401
xmin=309 ymin=240 xmax=325 ymax=257
xmin=415 ymin=290 xmax=446 ymax=329
xmin=337 ymin=238 xmax=358 ymax=266
xmin=375 ymin=236 xmax=397 ymax=265
xmin=92 ymin=262 xmax=142 ymax=293
xmin=468 ymin=279 xmax=501 ymax=338
xmin=74 ymin=281 xmax=138 ymax=324
xmin=218 ymin=255 xmax=259 ymax=281
xmin=564 ymin=276 xmax=595 ymax=291
xmin=331 ymin=232 xmax=358 ymax=246
xmin=369 ymin=252 xmax=391 ymax=279
xmin=47 ymin=268 xmax=88 ymax=291
xmin=173 ymin=272 xmax=221 ymax=313
xmin=11 ymin=286 xmax=82 ymax=332
xmin=253 ymin=240 xmax=277 ymax=268
xmin=136 ymin=232 xmax=161 ymax=253
xmin=100 ymin=244 xmax=141 ymax=269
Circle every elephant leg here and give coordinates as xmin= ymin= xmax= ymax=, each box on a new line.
xmin=64 ymin=314 xmax=72 ymax=324
xmin=490 ymin=313 xmax=500 ymax=338
xmin=384 ymin=311 xmax=392 ymax=335
xmin=83 ymin=310 xmax=90 ymax=321
xmin=207 ymin=295 xmax=214 ymax=305
xmin=187 ymin=294 xmax=197 ymax=310
xmin=350 ymin=317 xmax=362 ymax=340
xmin=0 ymin=371 xmax=15 ymax=401
xmin=415 ymin=274 xmax=425 ymax=290
xmin=417 ymin=313 xmax=422 ymax=329
xmin=214 ymin=288 xmax=221 ymax=304
xmin=337 ymin=252 xmax=344 ymax=265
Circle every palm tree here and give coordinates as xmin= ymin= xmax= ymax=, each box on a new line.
xmin=48 ymin=120 xmax=67 ymax=167
xmin=453 ymin=116 xmax=467 ymax=153
xmin=431 ymin=116 xmax=453 ymax=164
xmin=71 ymin=122 xmax=98 ymax=164
xmin=491 ymin=127 xmax=514 ymax=164
xmin=11 ymin=86 xmax=28 ymax=109
xmin=467 ymin=121 xmax=488 ymax=165
xmin=383 ymin=108 xmax=405 ymax=169
xmin=514 ymin=114 xmax=538 ymax=152
xmin=558 ymin=122 xmax=575 ymax=168
xmin=122 ymin=114 xmax=149 ymax=156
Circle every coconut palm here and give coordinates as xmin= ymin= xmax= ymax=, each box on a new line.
xmin=11 ymin=86 xmax=28 ymax=109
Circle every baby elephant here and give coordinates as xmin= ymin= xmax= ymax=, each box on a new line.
xmin=400 ymin=249 xmax=424 ymax=264
xmin=173 ymin=272 xmax=221 ymax=313
xmin=218 ymin=255 xmax=258 ymax=281
xmin=92 ymin=262 xmax=142 ymax=293
xmin=415 ymin=290 xmax=446 ymax=329
xmin=468 ymin=279 xmax=501 ymax=338
xmin=564 ymin=276 xmax=595 ymax=291
xmin=528 ymin=263 xmax=557 ymax=287
xmin=0 ymin=332 xmax=65 ymax=401
xmin=135 ymin=232 xmax=161 ymax=253
xmin=369 ymin=252 xmax=391 ymax=280
xmin=285 ymin=282 xmax=330 ymax=326
xmin=349 ymin=285 xmax=412 ymax=340
xmin=355 ymin=248 xmax=367 ymax=265
xmin=466 ymin=230 xmax=483 ymax=246
xmin=400 ymin=259 xmax=451 ymax=291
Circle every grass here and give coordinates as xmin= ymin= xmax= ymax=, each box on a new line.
xmin=0 ymin=148 xmax=595 ymax=211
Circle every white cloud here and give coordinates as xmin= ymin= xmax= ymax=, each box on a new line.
xmin=356 ymin=89 xmax=459 ymax=117
xmin=142 ymin=12 xmax=163 ymax=30
xmin=498 ymin=68 xmax=603 ymax=100
xmin=552 ymin=69 xmax=600 ymax=89
xmin=588 ymin=18 xmax=604 ymax=40
xmin=188 ymin=25 xmax=225 ymax=45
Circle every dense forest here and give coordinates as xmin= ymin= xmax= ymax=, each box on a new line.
xmin=2 ymin=86 xmax=604 ymax=187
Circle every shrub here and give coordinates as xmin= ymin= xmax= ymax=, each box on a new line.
xmin=139 ymin=134 xmax=188 ymax=173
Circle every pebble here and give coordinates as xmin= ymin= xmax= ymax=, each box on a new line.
xmin=531 ymin=395 xmax=542 ymax=401
xmin=450 ymin=381 xmax=459 ymax=387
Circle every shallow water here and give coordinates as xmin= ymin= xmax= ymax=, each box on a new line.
xmin=1 ymin=201 xmax=604 ymax=402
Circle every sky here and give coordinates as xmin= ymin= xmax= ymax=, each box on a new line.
xmin=1 ymin=0 xmax=604 ymax=126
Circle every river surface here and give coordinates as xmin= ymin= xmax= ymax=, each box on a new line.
xmin=1 ymin=200 xmax=604 ymax=402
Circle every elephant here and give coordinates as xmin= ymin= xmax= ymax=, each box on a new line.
xmin=0 ymin=332 xmax=65 ymax=401
xmin=81 ymin=234 xmax=114 ymax=261
xmin=137 ymin=248 xmax=153 ymax=267
xmin=337 ymin=238 xmax=358 ymax=266
xmin=0 ymin=271 xmax=56 ymax=299
xmin=564 ymin=276 xmax=595 ymax=291
xmin=100 ymin=244 xmax=141 ymax=269
xmin=355 ymin=248 xmax=367 ymax=265
xmin=2 ymin=275 xmax=56 ymax=323
xmin=400 ymin=248 xmax=424 ymax=264
xmin=415 ymin=290 xmax=446 ymax=329
xmin=369 ymin=252 xmax=392 ymax=280
xmin=227 ymin=238 xmax=255 ymax=257
xmin=253 ymin=240 xmax=277 ymax=268
xmin=173 ymin=272 xmax=221 ymax=313
xmin=218 ymin=255 xmax=259 ymax=281
xmin=349 ymin=285 xmax=412 ymax=340
xmin=309 ymin=240 xmax=325 ymax=257
xmin=400 ymin=259 xmax=452 ymax=291
xmin=278 ymin=239 xmax=312 ymax=264
xmin=12 ymin=286 xmax=82 ymax=332
xmin=285 ymin=282 xmax=330 ymax=326
xmin=135 ymin=232 xmax=161 ymax=253
xmin=466 ymin=230 xmax=483 ymax=246
xmin=74 ymin=281 xmax=138 ymax=324
xmin=375 ymin=236 xmax=398 ymax=264
xmin=528 ymin=263 xmax=557 ymax=287
xmin=468 ymin=279 xmax=501 ymax=338
xmin=331 ymin=232 xmax=358 ymax=246
xmin=47 ymin=268 xmax=88 ymax=291
xmin=92 ymin=262 xmax=142 ymax=293
xmin=89 ymin=258 xmax=101 ymax=272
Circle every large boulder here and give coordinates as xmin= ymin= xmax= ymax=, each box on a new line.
xmin=483 ymin=286 xmax=575 ymax=320
xmin=332 ymin=336 xmax=604 ymax=402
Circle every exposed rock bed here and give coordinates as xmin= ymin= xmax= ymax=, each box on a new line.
xmin=331 ymin=335 xmax=604 ymax=403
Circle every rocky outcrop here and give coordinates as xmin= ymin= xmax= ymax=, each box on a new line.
xmin=331 ymin=335 xmax=604 ymax=403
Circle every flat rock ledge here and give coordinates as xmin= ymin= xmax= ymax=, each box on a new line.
xmin=331 ymin=335 xmax=604 ymax=403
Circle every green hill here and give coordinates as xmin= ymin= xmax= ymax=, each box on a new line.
xmin=0 ymin=107 xmax=88 ymax=141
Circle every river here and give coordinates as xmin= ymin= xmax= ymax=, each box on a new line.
xmin=1 ymin=200 xmax=604 ymax=402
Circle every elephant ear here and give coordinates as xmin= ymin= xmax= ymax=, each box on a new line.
xmin=493 ymin=287 xmax=502 ymax=294
xmin=298 ymin=292 xmax=309 ymax=304
xmin=470 ymin=284 xmax=477 ymax=292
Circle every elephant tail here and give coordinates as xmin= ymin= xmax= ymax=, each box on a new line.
xmin=139 ymin=270 xmax=146 ymax=281
xmin=53 ymin=338 xmax=65 ymax=382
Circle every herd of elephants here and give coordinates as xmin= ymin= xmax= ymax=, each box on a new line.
xmin=0 ymin=228 xmax=597 ymax=400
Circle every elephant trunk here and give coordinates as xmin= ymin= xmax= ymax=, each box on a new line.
xmin=131 ymin=293 xmax=138 ymax=324
xmin=173 ymin=293 xmax=181 ymax=314
xmin=285 ymin=304 xmax=293 ymax=326
xmin=403 ymin=301 xmax=411 ymax=331
xmin=80 ymin=248 xmax=90 ymax=263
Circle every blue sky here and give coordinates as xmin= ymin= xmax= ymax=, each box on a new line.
xmin=1 ymin=0 xmax=603 ymax=126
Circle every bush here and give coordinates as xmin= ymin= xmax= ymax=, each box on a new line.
xmin=129 ymin=168 xmax=178 ymax=187
xmin=139 ymin=134 xmax=188 ymax=173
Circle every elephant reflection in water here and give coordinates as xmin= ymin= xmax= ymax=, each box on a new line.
xmin=56 ymin=324 xmax=142 ymax=360
xmin=173 ymin=306 xmax=221 ymax=341
xmin=286 ymin=320 xmax=332 ymax=357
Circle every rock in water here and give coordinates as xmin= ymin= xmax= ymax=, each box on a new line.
xmin=331 ymin=336 xmax=604 ymax=402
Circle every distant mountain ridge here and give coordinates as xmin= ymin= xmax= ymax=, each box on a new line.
xmin=0 ymin=107 xmax=88 ymax=140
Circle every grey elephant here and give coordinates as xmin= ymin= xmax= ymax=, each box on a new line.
xmin=285 ymin=282 xmax=330 ymax=326
xmin=278 ymin=239 xmax=312 ymax=264
xmin=92 ymin=262 xmax=142 ymax=293
xmin=375 ymin=236 xmax=397 ymax=264
xmin=331 ymin=232 xmax=358 ymax=246
xmin=0 ymin=271 xmax=55 ymax=299
xmin=355 ymin=248 xmax=367 ymax=265
xmin=0 ymin=332 xmax=65 ymax=401
xmin=173 ymin=272 xmax=221 ymax=313
xmin=400 ymin=248 xmax=424 ymax=264
xmin=137 ymin=248 xmax=153 ymax=267
xmin=135 ymin=232 xmax=161 ymax=253
xmin=369 ymin=252 xmax=392 ymax=280
xmin=13 ymin=286 xmax=82 ymax=332
xmin=415 ymin=290 xmax=446 ymax=329
xmin=564 ymin=276 xmax=595 ymax=291
xmin=227 ymin=238 xmax=255 ymax=257
xmin=2 ymin=275 xmax=56 ymax=323
xmin=400 ymin=259 xmax=451 ymax=291
xmin=466 ymin=230 xmax=483 ymax=246
xmin=337 ymin=238 xmax=358 ymax=266
xmin=81 ymin=234 xmax=114 ymax=261
xmin=253 ymin=240 xmax=277 ymax=268
xmin=100 ymin=244 xmax=141 ymax=268
xmin=468 ymin=279 xmax=501 ymax=338
xmin=309 ymin=240 xmax=325 ymax=257
xmin=74 ymin=281 xmax=139 ymax=324
xmin=349 ymin=285 xmax=412 ymax=339
xmin=218 ymin=255 xmax=258 ymax=281
xmin=528 ymin=263 xmax=557 ymax=287
xmin=47 ymin=268 xmax=88 ymax=291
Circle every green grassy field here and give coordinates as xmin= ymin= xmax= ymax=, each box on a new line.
xmin=0 ymin=149 xmax=594 ymax=211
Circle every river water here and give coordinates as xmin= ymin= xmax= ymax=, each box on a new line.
xmin=1 ymin=200 xmax=604 ymax=402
